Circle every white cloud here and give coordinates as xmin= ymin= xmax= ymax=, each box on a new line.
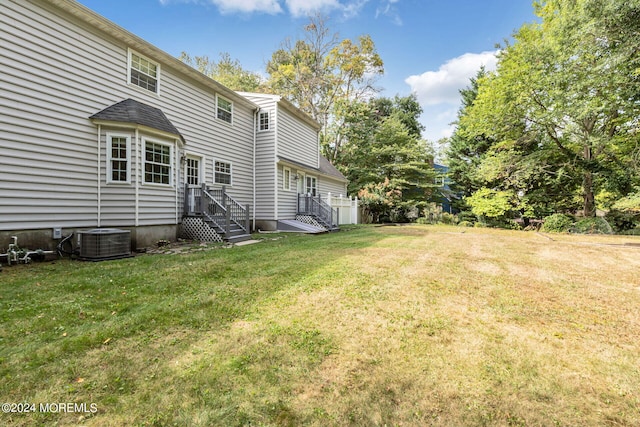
xmin=405 ymin=50 xmax=498 ymax=106
xmin=160 ymin=0 xmax=370 ymax=18
xmin=285 ymin=0 xmax=341 ymax=17
xmin=375 ymin=0 xmax=402 ymax=25
xmin=209 ymin=0 xmax=283 ymax=14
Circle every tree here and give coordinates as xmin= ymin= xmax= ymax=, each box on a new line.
xmin=458 ymin=0 xmax=640 ymax=218
xmin=445 ymin=68 xmax=493 ymax=202
xmin=338 ymin=96 xmax=435 ymax=221
xmin=179 ymin=52 xmax=263 ymax=92
xmin=266 ymin=15 xmax=384 ymax=162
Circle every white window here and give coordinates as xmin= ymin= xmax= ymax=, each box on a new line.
xmin=217 ymin=96 xmax=233 ymax=124
xmin=258 ymin=111 xmax=270 ymax=131
xmin=214 ymin=160 xmax=232 ymax=185
xmin=144 ymin=140 xmax=172 ymax=185
xmin=283 ymin=167 xmax=291 ymax=191
xmin=128 ymin=50 xmax=160 ymax=94
xmin=305 ymin=176 xmax=317 ymax=196
xmin=107 ymin=134 xmax=131 ymax=184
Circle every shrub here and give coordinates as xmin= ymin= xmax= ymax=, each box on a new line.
xmin=441 ymin=212 xmax=458 ymax=225
xmin=541 ymin=214 xmax=574 ymax=233
xmin=458 ymin=221 xmax=472 ymax=227
xmin=605 ymin=209 xmax=640 ymax=232
xmin=458 ymin=211 xmax=477 ymax=223
xmin=416 ymin=217 xmax=429 ymax=225
xmin=571 ymin=217 xmax=613 ymax=235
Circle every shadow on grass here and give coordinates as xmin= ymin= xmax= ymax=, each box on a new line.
xmin=0 ymin=227 xmax=388 ymax=426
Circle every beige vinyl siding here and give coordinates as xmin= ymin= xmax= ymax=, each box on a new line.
xmin=240 ymin=94 xmax=278 ymax=220
xmin=1 ymin=0 xmax=256 ymax=232
xmin=319 ymin=176 xmax=348 ymax=198
xmin=277 ymin=165 xmax=299 ymax=219
xmin=1 ymin=0 xmax=103 ymax=230
xmin=277 ymin=108 xmax=319 ymax=168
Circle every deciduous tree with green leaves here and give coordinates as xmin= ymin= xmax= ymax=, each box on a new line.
xmin=457 ymin=0 xmax=640 ymax=218
xmin=179 ymin=52 xmax=263 ymax=92
xmin=338 ymin=95 xmax=435 ymax=221
xmin=266 ymin=15 xmax=384 ymax=163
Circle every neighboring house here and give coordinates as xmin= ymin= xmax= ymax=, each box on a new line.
xmin=238 ymin=93 xmax=349 ymax=232
xmin=0 ymin=0 xmax=351 ymax=252
xmin=433 ymin=164 xmax=459 ymax=214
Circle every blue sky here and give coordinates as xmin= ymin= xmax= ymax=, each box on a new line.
xmin=76 ymin=0 xmax=537 ymax=142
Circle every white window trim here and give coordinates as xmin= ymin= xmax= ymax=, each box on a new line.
xmin=283 ymin=166 xmax=291 ymax=191
xmin=213 ymin=159 xmax=233 ymax=186
xmin=184 ymin=153 xmax=204 ymax=187
xmin=127 ymin=48 xmax=161 ymax=96
xmin=142 ymin=138 xmax=173 ymax=187
xmin=216 ymin=94 xmax=233 ymax=125
xmin=258 ymin=110 xmax=270 ymax=132
xmin=106 ymin=133 xmax=131 ymax=184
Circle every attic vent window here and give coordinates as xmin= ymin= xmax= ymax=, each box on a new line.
xmin=129 ymin=51 xmax=159 ymax=93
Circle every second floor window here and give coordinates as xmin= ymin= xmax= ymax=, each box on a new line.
xmin=130 ymin=51 xmax=159 ymax=94
xmin=217 ymin=96 xmax=233 ymax=123
xmin=259 ymin=111 xmax=270 ymax=131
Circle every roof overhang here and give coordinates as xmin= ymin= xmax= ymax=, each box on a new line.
xmin=278 ymin=157 xmax=348 ymax=183
xmin=45 ymin=0 xmax=258 ymax=111
xmin=90 ymin=120 xmax=185 ymax=146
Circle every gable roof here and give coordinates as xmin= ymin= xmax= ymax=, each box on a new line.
xmin=90 ymin=98 xmax=184 ymax=142
xmin=237 ymin=92 xmax=321 ymax=131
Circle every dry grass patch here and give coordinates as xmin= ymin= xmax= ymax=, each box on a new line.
xmin=1 ymin=225 xmax=639 ymax=426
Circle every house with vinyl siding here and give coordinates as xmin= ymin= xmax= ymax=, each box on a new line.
xmin=0 ymin=0 xmax=350 ymax=253
xmin=238 ymin=93 xmax=349 ymax=231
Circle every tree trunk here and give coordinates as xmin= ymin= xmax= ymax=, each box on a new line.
xmin=582 ymin=171 xmax=596 ymax=217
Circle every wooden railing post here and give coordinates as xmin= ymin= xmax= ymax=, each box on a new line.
xmin=245 ymin=205 xmax=250 ymax=233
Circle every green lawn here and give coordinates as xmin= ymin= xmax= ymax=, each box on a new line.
xmin=1 ymin=225 xmax=639 ymax=426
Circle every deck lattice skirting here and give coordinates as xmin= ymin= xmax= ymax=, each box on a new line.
xmin=295 ymin=215 xmax=326 ymax=230
xmin=180 ymin=217 xmax=224 ymax=242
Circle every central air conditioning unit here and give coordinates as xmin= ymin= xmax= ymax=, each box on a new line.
xmin=78 ymin=228 xmax=131 ymax=261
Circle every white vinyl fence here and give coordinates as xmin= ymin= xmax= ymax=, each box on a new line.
xmin=324 ymin=193 xmax=359 ymax=225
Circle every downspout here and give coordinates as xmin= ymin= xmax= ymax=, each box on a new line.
xmin=274 ymin=101 xmax=279 ymax=221
xmin=175 ymin=139 xmax=179 ymax=225
xmin=97 ymin=124 xmax=101 ymax=227
xmin=252 ymin=107 xmax=259 ymax=231
xmin=135 ymin=128 xmax=140 ymax=227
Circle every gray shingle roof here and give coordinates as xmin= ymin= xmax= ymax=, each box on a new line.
xmin=318 ymin=155 xmax=347 ymax=181
xmin=279 ymin=156 xmax=347 ymax=182
xmin=90 ymin=99 xmax=183 ymax=140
